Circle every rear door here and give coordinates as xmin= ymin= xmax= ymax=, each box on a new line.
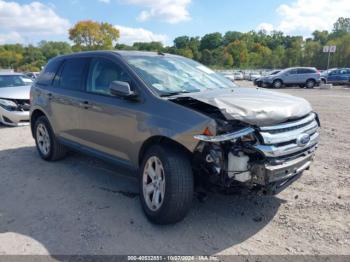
xmin=49 ymin=57 xmax=90 ymax=143
xmin=339 ymin=69 xmax=350 ymax=83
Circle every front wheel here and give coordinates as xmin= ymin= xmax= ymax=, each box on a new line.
xmin=272 ymin=80 xmax=283 ymax=89
xmin=139 ymin=145 xmax=194 ymax=224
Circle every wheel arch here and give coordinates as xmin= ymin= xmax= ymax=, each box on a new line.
xmin=30 ymin=109 xmax=47 ymax=137
xmin=138 ymin=136 xmax=192 ymax=167
xmin=306 ymin=78 xmax=316 ymax=83
xmin=273 ymin=78 xmax=283 ymax=84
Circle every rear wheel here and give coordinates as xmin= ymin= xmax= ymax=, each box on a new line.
xmin=273 ymin=79 xmax=283 ymax=89
xmin=139 ymin=145 xmax=194 ymax=224
xmin=306 ymin=79 xmax=315 ymax=89
xmin=34 ymin=116 xmax=67 ymax=161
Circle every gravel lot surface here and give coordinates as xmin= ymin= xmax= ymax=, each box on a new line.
xmin=0 ymin=82 xmax=349 ymax=256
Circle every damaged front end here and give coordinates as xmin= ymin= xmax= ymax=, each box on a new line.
xmin=173 ymin=97 xmax=320 ymax=195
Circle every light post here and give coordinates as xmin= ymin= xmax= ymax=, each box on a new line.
xmin=323 ymin=45 xmax=337 ymax=70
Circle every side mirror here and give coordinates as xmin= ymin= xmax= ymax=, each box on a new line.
xmin=110 ymin=81 xmax=137 ymax=98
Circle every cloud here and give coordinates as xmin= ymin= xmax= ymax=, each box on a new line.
xmin=115 ymin=25 xmax=168 ymax=45
xmin=98 ymin=0 xmax=110 ymax=3
xmin=0 ymin=0 xmax=70 ymax=43
xmin=0 ymin=32 xmax=23 ymax=44
xmin=258 ymin=0 xmax=350 ymax=36
xmin=123 ymin=0 xmax=191 ymax=23
xmin=257 ymin=23 xmax=274 ymax=33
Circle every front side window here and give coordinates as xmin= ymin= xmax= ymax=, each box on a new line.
xmin=59 ymin=58 xmax=89 ymax=91
xmin=87 ymin=58 xmax=131 ymax=96
xmin=0 ymin=75 xmax=32 ymax=88
xmin=124 ymin=55 xmax=234 ymax=96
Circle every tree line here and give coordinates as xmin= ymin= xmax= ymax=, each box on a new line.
xmin=1 ymin=17 xmax=349 ymax=72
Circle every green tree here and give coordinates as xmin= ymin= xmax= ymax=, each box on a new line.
xmin=39 ymin=41 xmax=72 ymax=60
xmin=174 ymin=36 xmax=190 ymax=49
xmin=200 ymin=49 xmax=213 ymax=65
xmin=200 ymin=32 xmax=222 ymax=50
xmin=333 ymin=17 xmax=350 ymax=34
xmin=176 ymin=48 xmax=193 ymax=59
xmin=0 ymin=50 xmax=23 ymax=69
xmin=132 ymin=42 xmax=163 ymax=51
xmin=69 ymin=20 xmax=120 ymax=50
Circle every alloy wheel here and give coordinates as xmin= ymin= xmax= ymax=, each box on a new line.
xmin=36 ymin=123 xmax=51 ymax=156
xmin=142 ymin=156 xmax=166 ymax=211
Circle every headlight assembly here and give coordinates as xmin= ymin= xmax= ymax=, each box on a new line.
xmin=0 ymin=99 xmax=18 ymax=111
xmin=194 ymin=127 xmax=255 ymax=142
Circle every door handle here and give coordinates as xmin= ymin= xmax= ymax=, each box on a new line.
xmin=79 ymin=101 xmax=92 ymax=109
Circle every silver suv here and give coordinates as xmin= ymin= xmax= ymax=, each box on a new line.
xmin=259 ymin=67 xmax=321 ymax=89
xmin=30 ymin=51 xmax=320 ymax=224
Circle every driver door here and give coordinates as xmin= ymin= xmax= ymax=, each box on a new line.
xmin=76 ymin=57 xmax=142 ymax=163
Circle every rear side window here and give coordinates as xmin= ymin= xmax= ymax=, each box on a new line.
xmin=298 ymin=68 xmax=316 ymax=74
xmin=58 ymin=58 xmax=90 ymax=91
xmin=36 ymin=59 xmax=62 ymax=86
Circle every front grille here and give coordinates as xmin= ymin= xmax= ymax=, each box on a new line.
xmin=254 ymin=113 xmax=320 ymax=159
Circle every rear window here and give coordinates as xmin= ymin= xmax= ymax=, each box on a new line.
xmin=58 ymin=58 xmax=90 ymax=91
xmin=36 ymin=59 xmax=62 ymax=86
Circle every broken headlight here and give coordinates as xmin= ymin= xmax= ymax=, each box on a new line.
xmin=0 ymin=99 xmax=17 ymax=111
xmin=194 ymin=127 xmax=255 ymax=143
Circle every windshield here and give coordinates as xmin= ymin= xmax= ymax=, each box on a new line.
xmin=0 ymin=75 xmax=32 ymax=88
xmin=124 ymin=55 xmax=235 ymax=96
xmin=270 ymin=70 xmax=280 ymax=75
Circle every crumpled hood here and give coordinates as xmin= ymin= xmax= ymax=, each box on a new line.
xmin=0 ymin=85 xmax=30 ymax=100
xmin=179 ymin=88 xmax=312 ymax=126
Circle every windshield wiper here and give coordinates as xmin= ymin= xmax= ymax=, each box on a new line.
xmin=160 ymin=90 xmax=193 ymax=97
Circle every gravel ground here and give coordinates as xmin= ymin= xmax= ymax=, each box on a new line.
xmin=0 ymin=82 xmax=349 ymax=256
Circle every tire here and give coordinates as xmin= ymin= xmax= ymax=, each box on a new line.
xmin=272 ymin=79 xmax=283 ymax=89
xmin=306 ymin=79 xmax=315 ymax=89
xmin=139 ymin=145 xmax=194 ymax=224
xmin=34 ymin=115 xmax=67 ymax=161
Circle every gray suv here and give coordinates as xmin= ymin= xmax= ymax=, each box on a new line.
xmin=259 ymin=67 xmax=321 ymax=88
xmin=30 ymin=51 xmax=320 ymax=224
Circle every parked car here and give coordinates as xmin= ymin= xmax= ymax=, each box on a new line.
xmin=320 ymin=68 xmax=350 ymax=85
xmin=248 ymin=72 xmax=261 ymax=81
xmin=243 ymin=71 xmax=251 ymax=80
xmin=30 ymin=51 xmax=320 ymax=224
xmin=219 ymin=73 xmax=235 ymax=82
xmin=25 ymin=72 xmax=40 ymax=79
xmin=254 ymin=70 xmax=281 ymax=87
xmin=0 ymin=73 xmax=32 ymax=126
xmin=259 ymin=67 xmax=321 ymax=88
xmin=233 ymin=72 xmax=244 ymax=80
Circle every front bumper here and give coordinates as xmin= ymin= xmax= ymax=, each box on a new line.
xmin=251 ymin=148 xmax=315 ymax=188
xmin=0 ymin=107 xmax=30 ymax=126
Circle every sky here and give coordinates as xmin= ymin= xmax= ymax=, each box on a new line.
xmin=0 ymin=0 xmax=349 ymax=46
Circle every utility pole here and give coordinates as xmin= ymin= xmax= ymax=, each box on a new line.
xmin=327 ymin=49 xmax=331 ymax=70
